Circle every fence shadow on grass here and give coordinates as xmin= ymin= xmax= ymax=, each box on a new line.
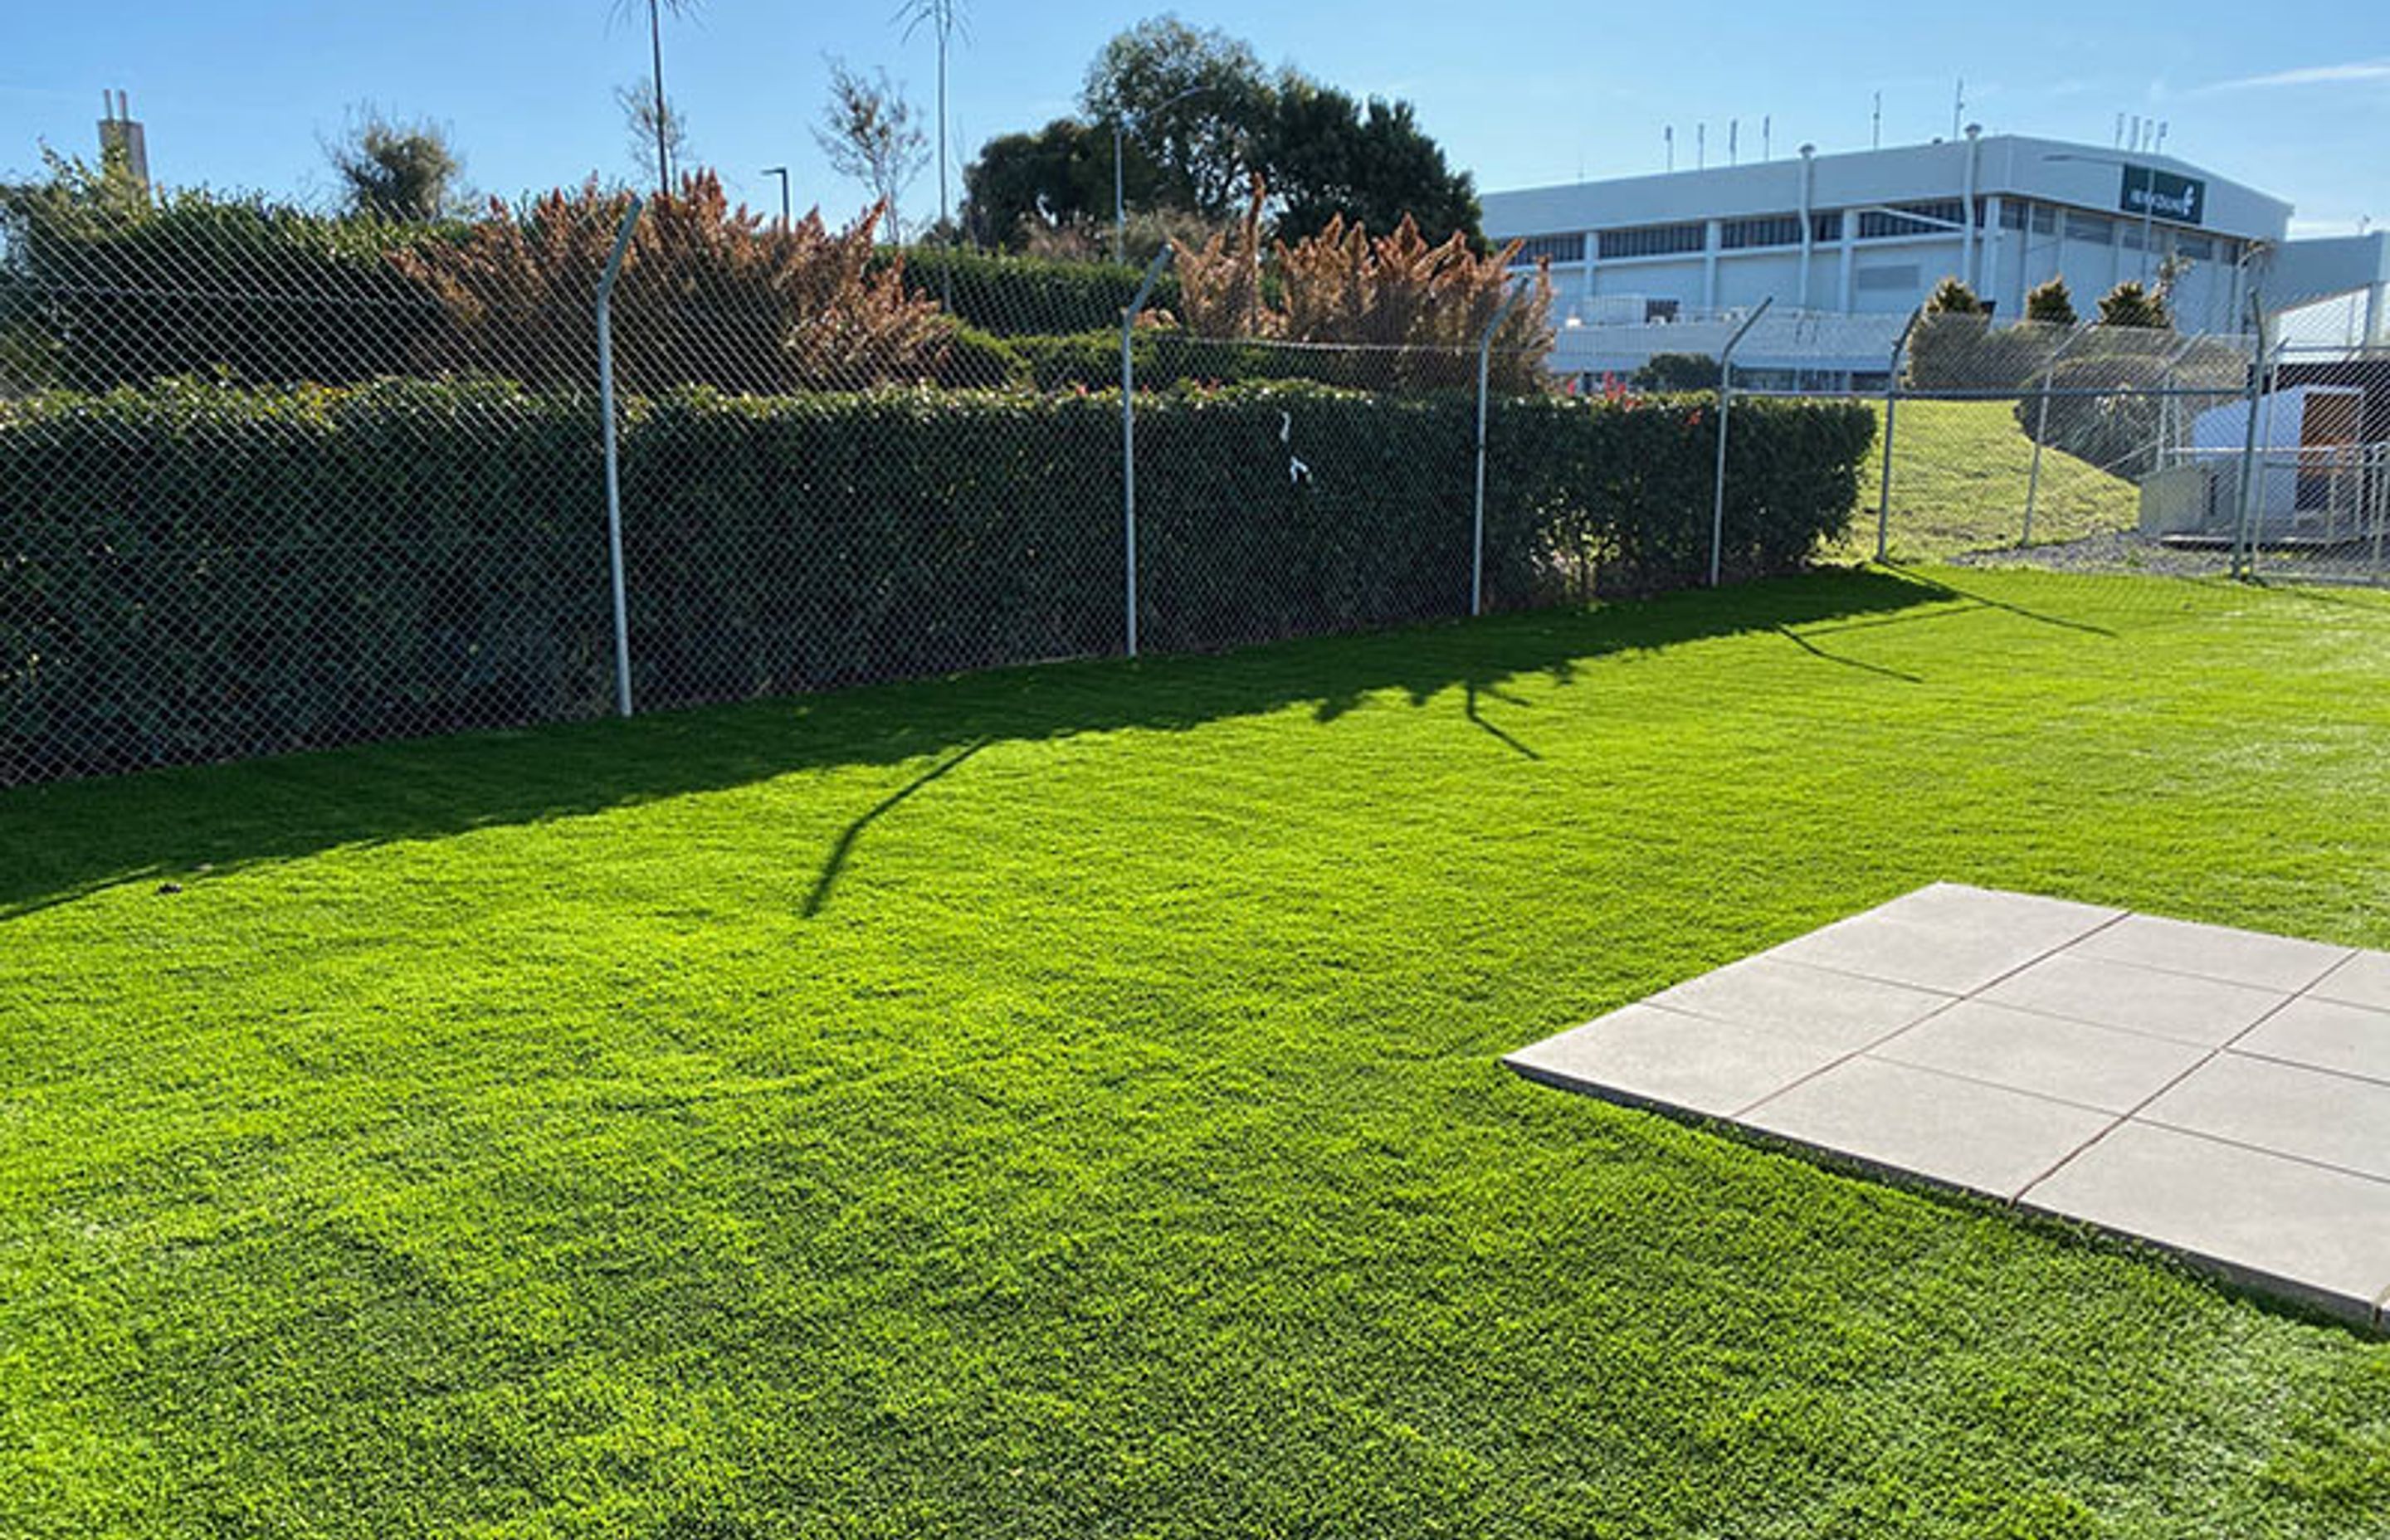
xmin=0 ymin=568 xmax=1967 ymax=919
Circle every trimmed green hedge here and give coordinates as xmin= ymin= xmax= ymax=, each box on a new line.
xmin=878 ymin=246 xmax=1184 ymax=336
xmin=1 ymin=379 xmax=1873 ymax=780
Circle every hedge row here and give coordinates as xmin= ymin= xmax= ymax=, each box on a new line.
xmin=876 ymin=245 xmax=1185 ymax=336
xmin=1 ymin=379 xmax=1873 ymax=781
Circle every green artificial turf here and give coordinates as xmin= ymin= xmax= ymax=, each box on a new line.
xmin=5 ymin=566 xmax=2389 ymax=1538
xmin=1841 ymin=399 xmax=2144 ymax=561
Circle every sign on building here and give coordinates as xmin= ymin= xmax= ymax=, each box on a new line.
xmin=2119 ymin=166 xmax=2205 ymax=226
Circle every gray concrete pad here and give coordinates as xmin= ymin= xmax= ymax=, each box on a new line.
xmin=2021 ymin=1122 xmax=2390 ymax=1318
xmin=2068 ymin=913 xmax=2353 ymax=993
xmin=1978 ymin=952 xmax=2287 ymax=1047
xmin=2141 ymin=1053 xmax=2390 ymax=1182
xmin=1870 ymin=998 xmax=2207 ymax=1113
xmin=2236 ymin=995 xmax=2390 ymax=1084
xmin=1506 ymin=1004 xmax=1845 ymax=1119
xmin=2313 ymin=950 xmax=2390 ymax=1013
xmin=1504 ymin=885 xmax=2390 ymax=1327
xmin=1744 ymin=1055 xmax=2113 ymax=1199
xmin=1648 ymin=955 xmax=1950 ymax=1052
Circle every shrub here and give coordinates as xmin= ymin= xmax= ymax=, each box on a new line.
xmin=1172 ymin=192 xmax=1552 ymax=391
xmin=391 ymin=173 xmax=949 ymax=392
xmin=1631 ymin=353 xmax=1720 ymax=392
xmin=1 ymin=378 xmax=1874 ymax=780
xmin=876 ymin=244 xmax=1183 ymax=335
xmin=0 ymin=154 xmax=451 ymax=390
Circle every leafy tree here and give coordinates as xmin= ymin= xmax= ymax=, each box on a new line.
xmin=1080 ymin=16 xmax=1273 ymax=217
xmin=1260 ymin=81 xmax=1480 ymax=246
xmin=960 ymin=119 xmax=1115 ymax=246
xmin=813 ymin=59 xmax=928 ymax=240
xmin=612 ymin=0 xmax=701 ymax=195
xmin=2024 ymin=277 xmax=2077 ymax=326
xmin=616 ymin=76 xmax=690 ymax=188
xmin=324 ymin=106 xmax=466 ymax=222
xmin=2096 ymin=279 xmax=2171 ymax=329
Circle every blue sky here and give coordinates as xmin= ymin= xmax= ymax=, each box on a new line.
xmin=5 ymin=2 xmax=2387 ymax=235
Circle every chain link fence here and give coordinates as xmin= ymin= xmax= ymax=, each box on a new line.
xmin=11 ymin=182 xmax=1887 ymax=786
xmin=1859 ymin=311 xmax=2390 ymax=587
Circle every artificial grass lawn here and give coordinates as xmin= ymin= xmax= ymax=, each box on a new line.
xmin=1839 ymin=399 xmax=2144 ymax=561
xmin=5 ymin=566 xmax=2390 ymax=1538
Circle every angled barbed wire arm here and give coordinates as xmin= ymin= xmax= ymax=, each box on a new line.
xmin=1120 ymin=244 xmax=1173 ymax=658
xmin=595 ymin=194 xmax=645 ymax=718
xmin=1873 ymin=306 xmax=1924 ymax=563
xmin=2022 ymin=321 xmax=2089 ymax=547
xmin=1709 ymin=297 xmax=1773 ymax=587
xmin=1472 ymin=275 xmax=1530 ymax=618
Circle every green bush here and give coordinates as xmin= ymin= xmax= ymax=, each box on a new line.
xmin=1 ymin=378 xmax=1872 ymax=780
xmin=877 ymin=245 xmax=1184 ymax=335
xmin=931 ymin=323 xmax=1030 ymax=390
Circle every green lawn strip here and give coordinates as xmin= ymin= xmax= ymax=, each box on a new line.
xmin=3 ymin=568 xmax=2388 ymax=1537
xmin=1836 ymin=399 xmax=2144 ymax=561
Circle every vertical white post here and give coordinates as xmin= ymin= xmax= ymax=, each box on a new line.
xmin=1875 ymin=309 xmax=1922 ymax=562
xmin=1120 ymin=246 xmax=1173 ymax=657
xmin=2022 ymin=324 xmax=2084 ymax=546
xmin=1710 ymin=298 xmax=1772 ymax=587
xmin=2232 ymin=293 xmax=2270 ymax=580
xmin=595 ymin=196 xmax=644 ymax=718
xmin=1474 ymin=277 xmax=1529 ymax=616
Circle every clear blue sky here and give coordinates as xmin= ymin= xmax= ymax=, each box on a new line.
xmin=5 ymin=1 xmax=2386 ymax=235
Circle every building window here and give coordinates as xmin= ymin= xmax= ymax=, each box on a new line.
xmin=1856 ymin=199 xmax=1966 ymax=239
xmin=1646 ymin=298 xmax=1681 ymax=322
xmin=1855 ymin=264 xmax=1920 ymax=292
xmin=1998 ymin=201 xmax=2027 ymax=231
xmin=2065 ymin=212 xmax=2114 ymax=245
xmin=2178 ymin=235 xmax=2214 ymax=261
xmin=1509 ymin=233 xmax=1583 ymax=266
xmin=2031 ymin=205 xmax=2056 ymax=234
xmin=1597 ymin=222 xmax=1707 ymax=259
xmin=1721 ymin=213 xmax=1803 ymax=249
xmin=1812 ymin=211 xmax=1843 ymax=242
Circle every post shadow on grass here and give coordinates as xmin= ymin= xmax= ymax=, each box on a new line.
xmin=1463 ymin=680 xmax=1543 ymax=760
xmin=0 ymin=569 xmax=1957 ymax=919
xmin=801 ymin=738 xmax=984 ymax=918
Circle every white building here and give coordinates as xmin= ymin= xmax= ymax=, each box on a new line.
xmin=1482 ymin=131 xmax=2388 ymax=384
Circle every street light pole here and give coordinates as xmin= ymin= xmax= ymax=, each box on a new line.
xmin=761 ymin=166 xmax=790 ymax=231
xmin=1113 ymin=85 xmax=1215 ymax=266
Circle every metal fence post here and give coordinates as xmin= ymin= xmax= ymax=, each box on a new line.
xmin=2231 ymin=291 xmax=2270 ymax=581
xmin=2021 ymin=324 xmax=2085 ymax=547
xmin=1710 ymin=298 xmax=1773 ymax=587
xmin=1472 ymin=277 xmax=1529 ymax=616
xmin=1119 ymin=246 xmax=1173 ymax=658
xmin=594 ymin=195 xmax=644 ymax=718
xmin=1875 ymin=308 xmax=1922 ymax=563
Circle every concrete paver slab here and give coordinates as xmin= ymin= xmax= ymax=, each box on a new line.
xmin=1871 ymin=998 xmax=2208 ymax=1113
xmin=2141 ymin=1052 xmax=2390 ymax=1182
xmin=1744 ymin=1056 xmax=2112 ymax=1201
xmin=1649 ymin=955 xmax=1951 ymax=1053
xmin=1978 ymin=951 xmax=2286 ymax=1047
xmin=2312 ymin=950 xmax=2390 ymax=1014
xmin=1505 ymin=1004 xmax=1843 ymax=1119
xmin=2022 ymin=1121 xmax=2390 ymax=1318
xmin=1507 ymin=885 xmax=2390 ymax=1326
xmin=2233 ymin=995 xmax=2390 ymax=1084
xmin=2069 ymin=913 xmax=2352 ymax=993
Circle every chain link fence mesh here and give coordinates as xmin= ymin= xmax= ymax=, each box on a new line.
xmin=11 ymin=170 xmax=2388 ymax=789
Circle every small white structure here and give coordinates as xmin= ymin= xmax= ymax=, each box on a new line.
xmin=2174 ymin=384 xmax=2385 ymax=540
